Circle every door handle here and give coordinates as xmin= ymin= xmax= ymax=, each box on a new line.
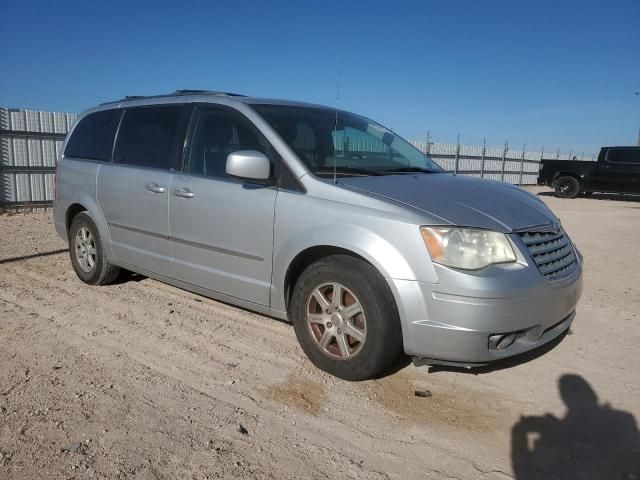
xmin=174 ymin=187 xmax=195 ymax=199
xmin=145 ymin=183 xmax=166 ymax=193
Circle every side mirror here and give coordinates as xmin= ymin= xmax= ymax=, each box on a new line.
xmin=226 ymin=150 xmax=272 ymax=182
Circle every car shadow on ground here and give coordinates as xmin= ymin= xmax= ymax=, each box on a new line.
xmin=0 ymin=248 xmax=68 ymax=265
xmin=111 ymin=270 xmax=147 ymax=285
xmin=510 ymin=374 xmax=640 ymax=480
xmin=537 ymin=191 xmax=640 ymax=202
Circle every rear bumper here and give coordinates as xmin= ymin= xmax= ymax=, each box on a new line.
xmin=390 ymin=259 xmax=583 ymax=364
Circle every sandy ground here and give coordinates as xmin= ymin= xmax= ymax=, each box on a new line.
xmin=0 ymin=187 xmax=639 ymax=480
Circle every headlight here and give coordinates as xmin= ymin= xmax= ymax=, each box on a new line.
xmin=420 ymin=227 xmax=516 ymax=270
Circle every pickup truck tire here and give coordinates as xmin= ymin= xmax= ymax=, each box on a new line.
xmin=290 ymin=255 xmax=403 ymax=381
xmin=554 ymin=176 xmax=581 ymax=199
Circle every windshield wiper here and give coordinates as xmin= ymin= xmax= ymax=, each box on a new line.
xmin=382 ymin=166 xmax=438 ymax=174
xmin=313 ymin=166 xmax=385 ymax=176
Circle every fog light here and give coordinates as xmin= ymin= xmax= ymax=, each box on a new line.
xmin=489 ymin=332 xmax=517 ymax=350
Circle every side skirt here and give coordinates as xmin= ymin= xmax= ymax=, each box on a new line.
xmin=111 ymin=260 xmax=289 ymax=322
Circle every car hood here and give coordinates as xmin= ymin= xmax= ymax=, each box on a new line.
xmin=339 ymin=173 xmax=559 ymax=233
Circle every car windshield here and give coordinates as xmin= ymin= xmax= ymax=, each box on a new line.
xmin=252 ymin=104 xmax=443 ymax=177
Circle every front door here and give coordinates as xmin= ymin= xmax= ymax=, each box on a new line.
xmin=168 ymin=106 xmax=277 ymax=306
xmin=97 ymin=105 xmax=187 ymax=276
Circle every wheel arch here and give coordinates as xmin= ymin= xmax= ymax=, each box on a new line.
xmin=552 ymin=171 xmax=583 ymax=185
xmin=66 ymin=203 xmax=88 ymax=233
xmin=271 ymin=222 xmax=433 ymax=318
xmin=283 ymin=245 xmax=376 ymax=312
xmin=63 ymin=194 xmax=113 ymax=258
xmin=281 ymin=244 xmax=408 ymax=360
xmin=279 ymin=240 xmax=413 ymax=336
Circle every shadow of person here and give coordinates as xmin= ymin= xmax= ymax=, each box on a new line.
xmin=511 ymin=375 xmax=640 ymax=479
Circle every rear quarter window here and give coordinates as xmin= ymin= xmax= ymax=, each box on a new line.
xmin=64 ymin=109 xmax=121 ymax=161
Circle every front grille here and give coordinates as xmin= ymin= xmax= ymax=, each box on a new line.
xmin=518 ymin=228 xmax=577 ymax=280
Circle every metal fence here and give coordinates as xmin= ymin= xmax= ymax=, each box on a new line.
xmin=0 ymin=107 xmax=592 ymax=208
xmin=411 ymin=136 xmax=595 ymax=185
xmin=1 ymin=107 xmax=76 ymax=208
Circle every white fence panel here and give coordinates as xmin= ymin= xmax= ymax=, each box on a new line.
xmin=1 ymin=108 xmax=73 ymax=206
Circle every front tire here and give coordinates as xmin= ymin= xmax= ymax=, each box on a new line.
xmin=68 ymin=212 xmax=120 ymax=285
xmin=554 ymin=176 xmax=580 ymax=198
xmin=289 ymin=255 xmax=402 ymax=381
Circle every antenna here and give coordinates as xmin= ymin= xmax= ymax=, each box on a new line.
xmin=332 ymin=36 xmax=344 ymax=184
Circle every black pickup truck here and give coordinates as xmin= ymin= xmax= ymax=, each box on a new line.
xmin=538 ymin=146 xmax=640 ymax=198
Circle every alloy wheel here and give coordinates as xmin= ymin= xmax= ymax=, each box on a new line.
xmin=305 ymin=282 xmax=367 ymax=359
xmin=74 ymin=227 xmax=97 ymax=273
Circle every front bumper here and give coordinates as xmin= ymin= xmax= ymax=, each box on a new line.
xmin=390 ymin=254 xmax=583 ymax=364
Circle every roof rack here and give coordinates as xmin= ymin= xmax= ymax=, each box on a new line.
xmin=101 ymin=90 xmax=246 ymax=105
xmin=173 ymin=89 xmax=246 ymax=97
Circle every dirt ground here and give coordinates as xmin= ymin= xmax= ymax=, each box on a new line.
xmin=1 ymin=187 xmax=639 ymax=480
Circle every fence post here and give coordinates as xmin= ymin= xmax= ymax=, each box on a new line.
xmin=500 ymin=141 xmax=508 ymax=181
xmin=480 ymin=138 xmax=486 ymax=178
xmin=425 ymin=131 xmax=432 ymax=155
xmin=556 ymin=148 xmax=560 ymax=160
xmin=454 ymin=134 xmax=460 ymax=174
xmin=519 ymin=144 xmax=525 ymax=186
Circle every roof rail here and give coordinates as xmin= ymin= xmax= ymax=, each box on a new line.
xmin=173 ymin=89 xmax=245 ymax=97
xmin=101 ymin=90 xmax=246 ymax=105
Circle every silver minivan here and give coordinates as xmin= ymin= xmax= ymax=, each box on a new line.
xmin=53 ymin=90 xmax=583 ymax=380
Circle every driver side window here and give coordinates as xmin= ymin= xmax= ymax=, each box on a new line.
xmin=187 ymin=108 xmax=269 ymax=178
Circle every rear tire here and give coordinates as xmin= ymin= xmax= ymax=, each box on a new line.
xmin=68 ymin=212 xmax=120 ymax=285
xmin=289 ymin=255 xmax=402 ymax=381
xmin=554 ymin=176 xmax=580 ymax=198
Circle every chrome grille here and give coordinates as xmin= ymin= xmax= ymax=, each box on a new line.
xmin=518 ymin=228 xmax=577 ymax=280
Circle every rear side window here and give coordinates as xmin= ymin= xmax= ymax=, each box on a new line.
xmin=114 ymin=107 xmax=184 ymax=169
xmin=64 ymin=109 xmax=120 ymax=161
xmin=607 ymin=149 xmax=640 ymax=164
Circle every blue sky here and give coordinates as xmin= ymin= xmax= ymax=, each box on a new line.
xmin=1 ymin=0 xmax=638 ymax=156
